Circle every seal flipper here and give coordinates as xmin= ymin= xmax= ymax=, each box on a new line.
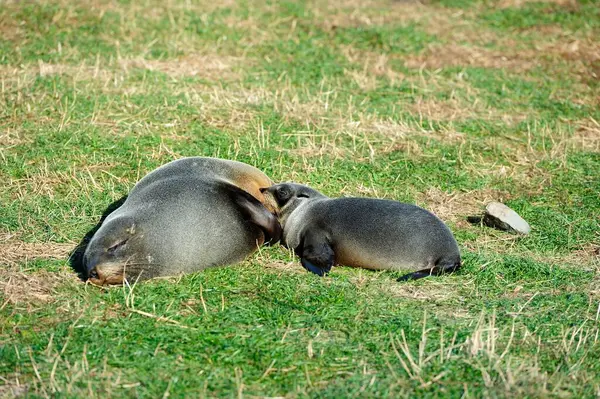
xmin=296 ymin=229 xmax=334 ymax=276
xmin=224 ymin=183 xmax=282 ymax=245
xmin=397 ymin=258 xmax=461 ymax=282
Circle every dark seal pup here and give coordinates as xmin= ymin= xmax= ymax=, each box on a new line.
xmin=261 ymin=183 xmax=461 ymax=281
xmin=83 ymin=157 xmax=282 ymax=285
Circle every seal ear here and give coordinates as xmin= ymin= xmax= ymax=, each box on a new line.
xmin=224 ymin=184 xmax=282 ymax=244
xmin=271 ymin=185 xmax=294 ymax=206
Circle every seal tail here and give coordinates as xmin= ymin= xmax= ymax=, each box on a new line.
xmin=397 ymin=258 xmax=461 ymax=282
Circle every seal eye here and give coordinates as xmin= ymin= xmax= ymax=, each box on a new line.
xmin=107 ymin=239 xmax=128 ymax=255
xmin=297 ymin=193 xmax=310 ymax=198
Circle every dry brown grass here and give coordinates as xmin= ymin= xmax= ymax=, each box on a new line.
xmin=0 ymin=12 xmax=20 ymax=42
xmin=572 ymin=118 xmax=600 ymax=152
xmin=0 ymin=381 xmax=28 ymax=399
xmin=417 ymin=187 xmax=511 ymax=226
xmin=263 ymin=259 xmax=305 ymax=275
xmin=319 ymin=1 xmax=484 ymax=40
xmin=0 ymin=236 xmax=72 ymax=268
xmin=1 ymin=54 xmax=242 ymax=85
xmin=568 ymin=243 xmax=600 ymax=266
xmin=118 ymin=55 xmax=243 ymax=80
xmin=0 ymin=265 xmax=77 ymax=308
xmin=405 ymin=43 xmax=538 ymax=72
xmin=403 ymin=38 xmax=598 ymax=92
xmin=351 ymin=270 xmax=472 ymax=302
xmin=312 ymin=0 xmax=599 ymax=93
xmin=408 ymin=97 xmax=529 ymax=125
xmin=0 ymin=128 xmax=32 ymax=148
xmin=498 ymin=0 xmax=578 ymax=8
xmin=340 ymin=47 xmax=535 ymax=123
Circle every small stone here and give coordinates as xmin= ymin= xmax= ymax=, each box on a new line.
xmin=482 ymin=202 xmax=531 ymax=235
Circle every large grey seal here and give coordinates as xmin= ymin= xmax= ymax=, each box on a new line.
xmin=83 ymin=157 xmax=281 ymax=285
xmin=260 ymin=183 xmax=461 ymax=281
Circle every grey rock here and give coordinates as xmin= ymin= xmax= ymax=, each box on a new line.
xmin=481 ymin=202 xmax=531 ymax=235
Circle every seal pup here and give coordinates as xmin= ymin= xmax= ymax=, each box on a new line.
xmin=261 ymin=183 xmax=461 ymax=281
xmin=83 ymin=157 xmax=282 ymax=285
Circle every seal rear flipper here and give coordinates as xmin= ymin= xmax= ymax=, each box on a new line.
xmin=397 ymin=259 xmax=461 ymax=282
xmin=296 ymin=229 xmax=334 ymax=277
xmin=224 ymin=184 xmax=282 ymax=245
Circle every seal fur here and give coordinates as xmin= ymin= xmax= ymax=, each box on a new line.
xmin=261 ymin=183 xmax=460 ymax=281
xmin=82 ymin=157 xmax=281 ymax=285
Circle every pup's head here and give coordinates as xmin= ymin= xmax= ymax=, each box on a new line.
xmin=260 ymin=183 xmax=326 ymax=220
xmin=83 ymin=216 xmax=153 ymax=286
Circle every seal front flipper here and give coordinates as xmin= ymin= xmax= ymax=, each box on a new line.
xmin=225 ymin=184 xmax=282 ymax=245
xmin=296 ymin=229 xmax=334 ymax=277
xmin=397 ymin=258 xmax=461 ymax=282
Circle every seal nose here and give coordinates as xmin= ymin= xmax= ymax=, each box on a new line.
xmin=88 ymin=268 xmax=99 ymax=280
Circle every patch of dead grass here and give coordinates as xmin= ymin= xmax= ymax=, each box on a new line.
xmin=405 ymin=43 xmax=538 ymax=72
xmin=118 ymin=55 xmax=243 ymax=80
xmin=0 ymin=236 xmax=72 ymax=268
xmin=567 ymin=243 xmax=600 ymax=266
xmin=349 ymin=270 xmax=470 ymax=301
xmin=404 ymin=38 xmax=600 ymax=87
xmin=263 ymin=260 xmax=304 ymax=274
xmin=0 ymin=267 xmax=76 ymax=307
xmin=572 ymin=118 xmax=600 ymax=152
xmin=285 ymin=141 xmax=353 ymax=160
xmin=1 ymin=53 xmax=242 ymax=94
xmin=0 ymin=381 xmax=28 ymax=398
xmin=407 ymin=97 xmax=529 ymax=125
xmin=0 ymin=11 xmax=21 ymax=42
xmin=498 ymin=0 xmax=578 ymax=8
xmin=382 ymin=280 xmax=458 ymax=301
xmin=543 ymin=37 xmax=600 ymax=65
xmin=339 ymin=49 xmax=530 ymax=124
xmin=2 ymin=163 xmax=124 ymax=204
xmin=417 ymin=187 xmax=511 ymax=226
xmin=320 ymin=1 xmax=487 ymax=42
xmin=6 ymin=172 xmax=73 ymax=200
xmin=0 ymin=128 xmax=33 ymax=148
xmin=319 ymin=0 xmax=598 ymax=90
xmin=341 ymin=47 xmax=406 ymax=89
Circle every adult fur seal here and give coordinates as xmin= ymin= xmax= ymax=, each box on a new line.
xmin=83 ymin=157 xmax=281 ymax=285
xmin=261 ymin=183 xmax=461 ymax=281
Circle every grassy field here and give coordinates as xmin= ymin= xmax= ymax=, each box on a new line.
xmin=1 ymin=0 xmax=599 ymax=397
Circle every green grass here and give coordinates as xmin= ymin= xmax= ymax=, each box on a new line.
xmin=1 ymin=0 xmax=599 ymax=397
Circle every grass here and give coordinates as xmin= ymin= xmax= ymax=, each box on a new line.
xmin=1 ymin=0 xmax=599 ymax=397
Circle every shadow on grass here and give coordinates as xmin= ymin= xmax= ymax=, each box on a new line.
xmin=68 ymin=196 xmax=128 ymax=281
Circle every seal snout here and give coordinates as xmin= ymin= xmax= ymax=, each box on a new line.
xmin=84 ymin=247 xmax=127 ymax=286
xmin=86 ymin=260 xmax=126 ymax=286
